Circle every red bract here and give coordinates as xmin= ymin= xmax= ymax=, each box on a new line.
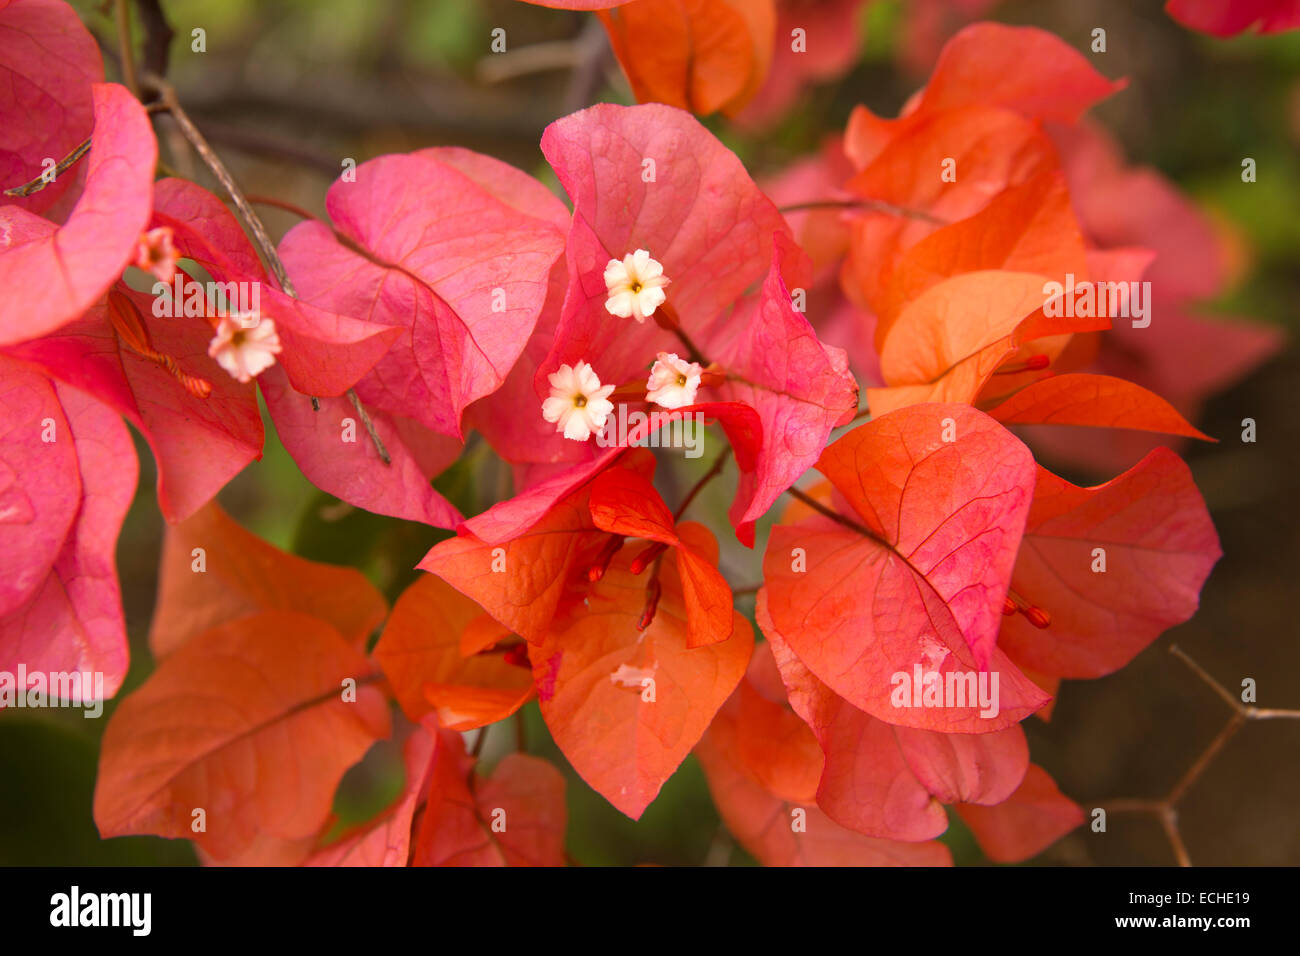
xmin=695 ymin=647 xmax=954 ymax=865
xmin=410 ymin=727 xmax=567 ymax=866
xmin=95 ymin=609 xmax=392 ymax=863
xmin=148 ymin=501 xmax=388 ymax=659
xmin=0 ymin=359 xmax=134 ymax=700
xmin=839 ymin=24 xmax=1123 ymax=315
xmin=149 ymin=178 xmax=402 ymax=398
xmin=709 ymin=235 xmax=858 ymax=542
xmin=529 ymin=523 xmax=754 ymax=819
xmin=269 ymin=147 xmax=566 ymax=524
xmin=588 ymin=466 xmax=733 ymax=646
xmin=0 ymin=83 xmax=155 ymax=347
xmin=761 ymin=628 xmax=1029 ymax=840
xmin=537 ymin=103 xmax=855 ymax=542
xmin=0 ymin=0 xmax=102 ymax=218
xmin=5 ymin=285 xmax=263 ymax=522
xmin=1166 ymin=0 xmax=1300 ymax=35
xmin=420 ymin=405 xmax=757 ymax=642
xmin=279 ymin=147 xmax=565 ymax=440
xmin=761 ymin=403 xmax=1051 ymax=731
xmin=735 ymin=0 xmax=866 ymax=128
xmin=373 ymin=574 xmax=534 ymax=729
xmin=1034 ymin=120 xmax=1283 ymax=471
xmin=952 ymin=764 xmax=1084 ymax=863
xmin=997 ymin=451 xmax=1221 ymax=680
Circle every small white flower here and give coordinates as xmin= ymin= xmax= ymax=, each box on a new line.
xmin=645 ymin=352 xmax=703 ymax=409
xmin=133 ymin=226 xmax=177 ymax=284
xmin=542 ymin=361 xmax=616 ymax=441
xmin=208 ymin=313 xmax=282 ymax=383
xmin=603 ymin=249 xmax=670 ymax=322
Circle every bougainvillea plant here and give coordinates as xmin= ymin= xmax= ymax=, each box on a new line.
xmin=1 ymin=0 xmax=1285 ymax=867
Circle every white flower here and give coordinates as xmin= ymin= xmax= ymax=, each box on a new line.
xmin=645 ymin=352 xmax=703 ymax=409
xmin=208 ymin=313 xmax=282 ymax=383
xmin=133 ymin=227 xmax=177 ymax=283
xmin=542 ymin=361 xmax=616 ymax=441
xmin=603 ymin=249 xmax=670 ymax=322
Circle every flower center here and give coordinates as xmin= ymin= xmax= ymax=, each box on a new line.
xmin=574 ymin=394 xmax=588 ymax=408
xmin=630 ymin=280 xmax=643 ymax=294
xmin=676 ymin=374 xmax=688 ymax=386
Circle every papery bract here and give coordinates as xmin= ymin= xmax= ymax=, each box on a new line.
xmin=530 ymin=523 xmax=752 ymax=819
xmin=0 ymin=0 xmax=102 ymax=218
xmin=278 ymin=147 xmax=565 ymax=440
xmin=998 ymin=451 xmax=1222 ymax=679
xmin=596 ymin=0 xmax=776 ymax=117
xmin=373 ymin=574 xmax=534 ymax=728
xmin=1166 ymin=0 xmax=1300 ymax=36
xmin=709 ymin=235 xmax=858 ymax=545
xmin=762 ymin=605 xmax=1028 ymax=839
xmin=0 ymin=363 xmax=134 ymax=700
xmin=762 ymin=404 xmax=1050 ymax=731
xmin=149 ymin=500 xmax=388 ymax=659
xmin=588 ymin=466 xmax=734 ymax=646
xmin=411 ymin=728 xmax=567 ymax=866
xmin=5 ymin=285 xmax=263 ymax=522
xmin=95 ymin=610 xmax=391 ymax=862
xmin=0 ymin=83 xmax=154 ymax=346
xmin=953 ymin=763 xmax=1084 ymax=863
xmin=695 ymin=657 xmax=953 ymax=866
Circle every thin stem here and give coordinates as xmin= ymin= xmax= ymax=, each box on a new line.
xmin=1168 ymin=643 xmax=1243 ymax=712
xmin=674 ymin=447 xmax=732 ymax=521
xmin=246 ymin=194 xmax=320 ymax=222
xmin=135 ymin=0 xmax=173 ymax=79
xmin=1165 ymin=710 xmax=1246 ymax=806
xmin=146 ymin=72 xmax=390 ymax=462
xmin=785 ymin=486 xmax=877 ymax=539
xmin=145 ymin=74 xmax=296 ymax=294
xmin=114 ymin=0 xmax=140 ymax=98
xmin=1160 ymin=808 xmax=1192 ymax=867
xmin=347 ymin=389 xmax=391 ymax=465
xmin=777 ymin=198 xmax=948 ymax=226
xmin=470 ymin=725 xmax=490 ymax=759
xmin=731 ymin=583 xmax=761 ymax=598
xmin=3 ymin=138 xmax=91 ymax=197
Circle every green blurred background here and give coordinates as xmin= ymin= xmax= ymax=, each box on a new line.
xmin=2 ymin=0 xmax=1297 ymax=866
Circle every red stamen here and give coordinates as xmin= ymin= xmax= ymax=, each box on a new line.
xmin=637 ymin=577 xmax=662 ymax=631
xmin=587 ymin=535 xmax=625 ymax=583
xmin=1023 ymin=606 xmax=1052 ymax=629
xmin=630 ymin=541 xmax=669 ymax=575
xmin=107 ymin=289 xmax=212 ymax=398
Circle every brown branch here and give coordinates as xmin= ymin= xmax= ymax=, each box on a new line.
xmin=1168 ymin=644 xmax=1242 ymax=711
xmin=346 ymin=389 xmax=391 ymax=466
xmin=135 ymin=0 xmax=173 ymax=79
xmin=2 ymin=138 xmax=91 ymax=197
xmin=1099 ymin=644 xmax=1300 ymax=867
xmin=114 ymin=0 xmax=140 ymax=98
xmin=145 ymin=72 xmax=390 ymax=462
